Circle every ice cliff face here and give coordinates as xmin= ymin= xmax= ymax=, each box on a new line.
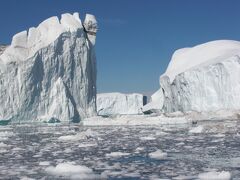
xmin=0 ymin=13 xmax=98 ymax=122
xmin=97 ymin=93 xmax=146 ymax=116
xmin=145 ymin=40 xmax=240 ymax=113
xmin=0 ymin=45 xmax=7 ymax=56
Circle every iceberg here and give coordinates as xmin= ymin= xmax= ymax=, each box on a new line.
xmin=144 ymin=40 xmax=240 ymax=114
xmin=0 ymin=12 xmax=98 ymax=123
xmin=97 ymin=93 xmax=146 ymax=116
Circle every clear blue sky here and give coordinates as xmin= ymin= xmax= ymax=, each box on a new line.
xmin=1 ymin=0 xmax=240 ymax=94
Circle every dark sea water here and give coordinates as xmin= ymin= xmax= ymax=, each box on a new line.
xmin=0 ymin=120 xmax=239 ymax=179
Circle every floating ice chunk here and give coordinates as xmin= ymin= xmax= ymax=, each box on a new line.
xmin=176 ymin=142 xmax=185 ymax=146
xmin=149 ymin=149 xmax=167 ymax=160
xmin=45 ymin=162 xmax=97 ymax=179
xmin=101 ymin=170 xmax=124 ymax=178
xmin=189 ymin=125 xmax=204 ymax=134
xmin=58 ymin=133 xmax=86 ymax=142
xmin=58 ymin=129 xmax=98 ymax=142
xmin=39 ymin=161 xmax=51 ymax=166
xmin=20 ymin=177 xmax=35 ymax=180
xmin=84 ymin=128 xmax=98 ymax=138
xmin=63 ymin=148 xmax=73 ymax=153
xmin=0 ymin=142 xmax=9 ymax=148
xmin=78 ymin=143 xmax=98 ymax=148
xmin=184 ymin=145 xmax=193 ymax=149
xmin=0 ymin=149 xmax=7 ymax=153
xmin=155 ymin=131 xmax=169 ymax=136
xmin=212 ymin=134 xmax=225 ymax=138
xmin=105 ymin=152 xmax=130 ymax=158
xmin=198 ymin=171 xmax=231 ymax=180
xmin=12 ymin=147 xmax=23 ymax=151
xmin=0 ymin=131 xmax=14 ymax=141
xmin=135 ymin=147 xmax=145 ymax=152
xmin=140 ymin=136 xmax=156 ymax=141
xmin=173 ymin=175 xmax=196 ymax=180
xmin=123 ymin=172 xmax=141 ymax=178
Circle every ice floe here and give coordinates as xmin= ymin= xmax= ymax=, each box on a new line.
xmin=198 ymin=171 xmax=231 ymax=180
xmin=189 ymin=125 xmax=204 ymax=134
xmin=149 ymin=149 xmax=168 ymax=160
xmin=45 ymin=162 xmax=98 ymax=179
xmin=105 ymin=152 xmax=130 ymax=158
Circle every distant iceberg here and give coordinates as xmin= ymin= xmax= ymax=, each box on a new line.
xmin=97 ymin=93 xmax=146 ymax=116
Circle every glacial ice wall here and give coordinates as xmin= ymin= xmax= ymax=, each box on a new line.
xmin=0 ymin=13 xmax=98 ymax=122
xmin=145 ymin=40 xmax=240 ymax=113
xmin=97 ymin=93 xmax=145 ymax=116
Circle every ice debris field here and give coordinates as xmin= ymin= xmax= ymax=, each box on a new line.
xmin=0 ymin=121 xmax=238 ymax=179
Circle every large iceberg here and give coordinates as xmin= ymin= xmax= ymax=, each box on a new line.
xmin=0 ymin=13 xmax=98 ymax=123
xmin=144 ymin=40 xmax=240 ymax=114
xmin=97 ymin=93 xmax=146 ymax=116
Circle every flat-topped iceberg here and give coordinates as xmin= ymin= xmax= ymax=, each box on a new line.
xmin=144 ymin=40 xmax=240 ymax=114
xmin=0 ymin=12 xmax=98 ymax=123
xmin=97 ymin=93 xmax=146 ymax=116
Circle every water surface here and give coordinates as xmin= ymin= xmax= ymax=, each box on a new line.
xmin=0 ymin=120 xmax=239 ymax=179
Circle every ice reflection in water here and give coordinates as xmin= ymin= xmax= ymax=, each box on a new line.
xmin=0 ymin=120 xmax=239 ymax=179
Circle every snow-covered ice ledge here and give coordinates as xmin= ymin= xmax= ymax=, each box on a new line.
xmin=83 ymin=109 xmax=240 ymax=126
xmin=83 ymin=115 xmax=189 ymax=126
